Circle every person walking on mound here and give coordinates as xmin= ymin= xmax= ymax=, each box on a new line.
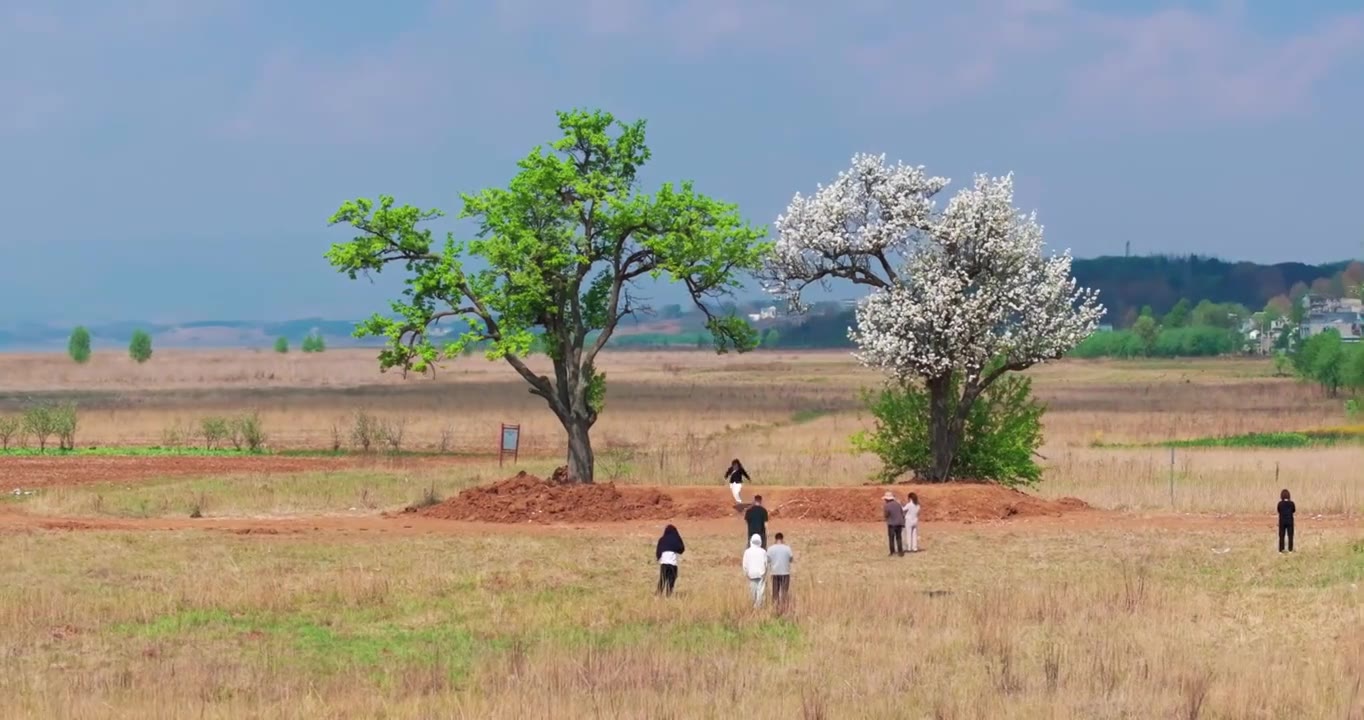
xmin=655 ymin=524 xmax=685 ymax=596
xmin=1278 ymin=489 xmax=1296 ymax=553
xmin=726 ymin=459 xmax=750 ymax=505
xmin=742 ymin=533 xmax=769 ymax=608
xmin=902 ymin=492 xmax=921 ymax=553
xmin=883 ymin=491 xmax=906 ymax=556
xmin=745 ymin=495 xmax=769 ymax=549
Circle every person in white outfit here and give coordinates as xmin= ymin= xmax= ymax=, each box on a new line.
xmin=726 ymin=459 xmax=750 ymax=505
xmin=902 ymin=492 xmax=921 ymax=553
xmin=742 ymin=533 xmax=768 ymax=608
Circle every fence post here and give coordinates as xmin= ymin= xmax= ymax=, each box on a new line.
xmin=1169 ymin=447 xmax=1175 ymax=509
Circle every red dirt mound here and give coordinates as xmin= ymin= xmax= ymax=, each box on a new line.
xmin=417 ymin=473 xmax=1087 ymax=525
xmin=419 ymin=471 xmax=729 ymax=523
xmin=770 ymin=484 xmax=1089 ymax=523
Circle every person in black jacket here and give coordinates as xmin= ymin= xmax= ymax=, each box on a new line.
xmin=656 ymin=525 xmax=685 ymax=596
xmin=726 ymin=459 xmax=750 ymax=505
xmin=1278 ymin=489 xmax=1296 ymax=553
xmin=744 ymin=495 xmax=769 ymax=549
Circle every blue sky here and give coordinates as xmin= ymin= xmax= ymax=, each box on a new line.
xmin=3 ymin=0 xmax=1362 ymax=324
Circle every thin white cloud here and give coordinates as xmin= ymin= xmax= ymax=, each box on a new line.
xmin=1071 ymin=7 xmax=1364 ymax=122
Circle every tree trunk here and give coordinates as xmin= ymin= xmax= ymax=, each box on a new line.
xmin=564 ymin=414 xmax=595 ymax=483
xmin=924 ymin=375 xmax=960 ymax=482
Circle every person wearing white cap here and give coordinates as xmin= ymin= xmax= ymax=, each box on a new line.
xmin=742 ymin=533 xmax=769 ymax=608
xmin=883 ymin=491 xmax=906 ymax=556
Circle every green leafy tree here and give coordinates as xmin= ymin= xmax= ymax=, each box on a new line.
xmin=1312 ymin=332 xmax=1346 ymax=397
xmin=1344 ymin=343 xmax=1364 ymax=393
xmin=762 ymin=328 xmax=781 ymax=349
xmin=1131 ymin=315 xmax=1159 ymax=356
xmin=128 ymin=329 xmax=153 ymax=363
xmin=853 ymin=369 xmax=1045 ymax=487
xmin=274 ymin=336 xmax=289 ymax=354
xmin=1272 ymin=349 xmax=1291 ymax=377
xmin=301 ymin=332 xmax=326 ymax=353
xmin=1163 ymin=298 xmax=1191 ymax=328
xmin=1295 ymin=329 xmax=1347 ymax=397
xmin=68 ymin=326 xmax=91 ymax=364
xmin=326 ymin=109 xmax=768 ymax=483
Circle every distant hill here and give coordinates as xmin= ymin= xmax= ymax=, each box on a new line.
xmin=0 ymin=318 xmax=385 ymax=352
xmin=1070 ymin=255 xmax=1350 ymax=325
xmin=0 ymin=255 xmax=1352 ymax=352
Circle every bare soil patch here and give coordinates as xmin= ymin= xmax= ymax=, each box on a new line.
xmin=0 ymin=454 xmax=480 ymax=490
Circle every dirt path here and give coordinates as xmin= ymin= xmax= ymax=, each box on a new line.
xmin=2 ymin=504 xmax=1360 ymax=538
xmin=0 ymin=453 xmax=488 ymax=489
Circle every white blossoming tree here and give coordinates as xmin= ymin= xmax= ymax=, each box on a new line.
xmin=761 ymin=154 xmax=1104 ymax=482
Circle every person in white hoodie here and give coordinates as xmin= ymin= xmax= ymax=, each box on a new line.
xmin=742 ymin=533 xmax=769 ymax=608
xmin=902 ymin=492 xmax=921 ymax=553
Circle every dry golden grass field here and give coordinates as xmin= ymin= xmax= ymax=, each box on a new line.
xmin=2 ymin=348 xmax=1364 ymax=719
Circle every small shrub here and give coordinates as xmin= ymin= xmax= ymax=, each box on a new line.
xmin=201 ymin=416 xmax=230 ymax=450
xmin=68 ymin=326 xmax=92 ymax=364
xmin=598 ymin=447 xmax=638 ymax=480
xmin=232 ymin=412 xmax=266 ymax=452
xmin=1272 ymin=350 xmax=1291 ymax=377
xmin=301 ymin=332 xmax=326 ymax=353
xmin=51 ymin=403 xmax=78 ymax=450
xmin=274 ymin=336 xmax=289 ymax=354
xmin=160 ymin=422 xmax=189 ymax=449
xmin=378 ymin=417 xmax=407 ymax=453
xmin=0 ymin=415 xmax=20 ymax=450
xmin=0 ymin=417 xmax=19 ymax=450
xmin=852 ymin=371 xmax=1045 ymax=487
xmin=128 ymin=329 xmax=153 ymax=364
xmin=22 ymin=406 xmax=56 ymax=452
xmin=350 ymin=410 xmax=379 ymax=452
xmin=407 ymin=483 xmax=442 ymax=511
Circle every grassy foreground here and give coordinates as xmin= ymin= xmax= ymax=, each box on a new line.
xmin=4 ymin=524 xmax=1364 ymax=718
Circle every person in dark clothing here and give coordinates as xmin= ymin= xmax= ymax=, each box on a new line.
xmin=726 ymin=459 xmax=750 ymax=504
xmin=656 ymin=524 xmax=685 ymax=596
xmin=744 ymin=495 xmax=769 ymax=548
xmin=1277 ymin=489 xmax=1296 ymax=553
xmin=883 ymin=491 xmax=905 ymax=556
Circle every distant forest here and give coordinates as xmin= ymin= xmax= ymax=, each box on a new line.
xmin=760 ymin=255 xmax=1359 ymax=350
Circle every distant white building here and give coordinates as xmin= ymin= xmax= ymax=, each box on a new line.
xmin=1300 ymin=294 xmax=1363 ymax=343
xmin=746 ymin=306 xmax=778 ymax=322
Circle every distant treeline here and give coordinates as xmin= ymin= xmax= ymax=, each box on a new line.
xmin=1072 ymin=254 xmax=1353 ymax=327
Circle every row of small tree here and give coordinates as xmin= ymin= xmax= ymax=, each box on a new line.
xmin=0 ymin=404 xmax=79 ymax=451
xmin=64 ymin=328 xmax=329 ymax=362
xmin=66 ymin=327 xmax=153 ymax=364
xmin=273 ymin=332 xmax=327 ymax=354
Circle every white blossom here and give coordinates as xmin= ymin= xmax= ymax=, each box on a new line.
xmin=765 ymin=156 xmax=1105 ymax=382
xmin=758 ymin=153 xmax=949 ymax=312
